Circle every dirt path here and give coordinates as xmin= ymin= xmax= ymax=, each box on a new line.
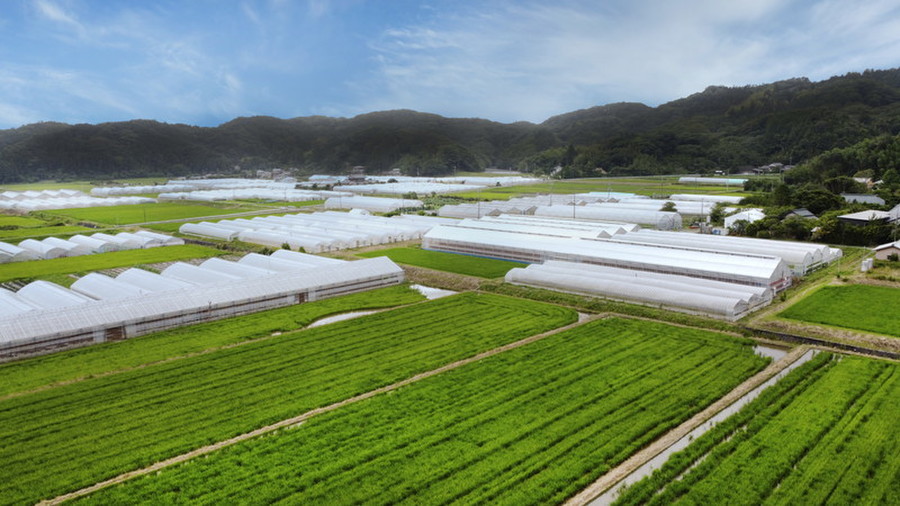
xmin=39 ymin=314 xmax=600 ymax=505
xmin=564 ymin=346 xmax=810 ymax=506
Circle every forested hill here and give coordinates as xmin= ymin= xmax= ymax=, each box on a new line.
xmin=1 ymin=68 xmax=899 ymax=183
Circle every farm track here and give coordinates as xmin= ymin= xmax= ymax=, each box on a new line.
xmin=565 ymin=345 xmax=810 ymax=506
xmin=39 ymin=314 xmax=599 ymax=505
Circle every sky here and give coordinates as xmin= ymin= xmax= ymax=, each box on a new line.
xmin=1 ymin=0 xmax=900 ymax=129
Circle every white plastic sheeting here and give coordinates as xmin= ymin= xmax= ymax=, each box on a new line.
xmin=71 ymin=273 xmax=149 ymax=301
xmin=116 ymin=268 xmax=194 ymax=292
xmin=162 ymin=262 xmax=242 ymax=285
xmin=0 ymin=242 xmax=39 ymax=263
xmin=611 ymin=229 xmax=838 ymax=275
xmin=42 ymin=237 xmax=93 ymax=257
xmin=341 ymin=182 xmax=483 ymax=195
xmin=324 ymin=195 xmax=423 ymax=212
xmin=0 ymin=288 xmax=39 ymax=317
xmin=181 ymin=211 xmax=452 ymax=252
xmin=0 ymin=195 xmax=156 ymax=211
xmin=91 ymin=184 xmax=195 ymax=196
xmin=18 ymin=239 xmax=66 ymax=259
xmin=68 ymin=235 xmax=121 ymax=253
xmin=423 ymin=224 xmax=792 ymax=290
xmin=533 ymin=205 xmax=682 ymax=230
xmin=669 ymin=194 xmax=744 ymax=204
xmin=678 ymin=177 xmax=747 ymax=186
xmin=725 ymin=209 xmax=766 ymax=228
xmin=0 ymin=256 xmax=404 ymax=353
xmin=506 ymin=260 xmax=765 ymax=320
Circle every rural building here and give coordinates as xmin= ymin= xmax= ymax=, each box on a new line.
xmin=873 ymin=240 xmax=900 ymax=260
xmin=841 ymin=193 xmax=885 ymax=205
xmin=837 ymin=210 xmax=890 ymax=226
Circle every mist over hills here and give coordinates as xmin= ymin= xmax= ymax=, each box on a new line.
xmin=1 ymin=68 xmax=899 ymax=183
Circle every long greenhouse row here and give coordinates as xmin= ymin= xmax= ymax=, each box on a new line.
xmin=0 ymin=231 xmax=183 ymax=262
xmin=180 ymin=211 xmax=453 ymax=252
xmin=323 ymin=195 xmax=424 ymax=212
xmin=506 ymin=260 xmax=772 ymax=320
xmin=0 ymin=194 xmax=156 ymax=212
xmin=0 ymin=251 xmax=404 ymax=356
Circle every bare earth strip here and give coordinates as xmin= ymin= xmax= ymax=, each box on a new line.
xmin=564 ymin=345 xmax=810 ymax=506
xmin=39 ymin=313 xmax=598 ymax=505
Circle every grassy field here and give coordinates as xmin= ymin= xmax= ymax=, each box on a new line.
xmin=0 ymin=224 xmax=94 ymax=241
xmin=0 ymin=245 xmax=224 ymax=283
xmin=76 ymin=318 xmax=769 ymax=505
xmin=0 ymin=293 xmax=576 ymax=505
xmin=614 ymin=353 xmax=899 ymax=505
xmin=0 ymin=285 xmax=425 ymax=397
xmin=0 ymin=215 xmax=48 ymax=228
xmin=359 ymin=247 xmax=523 ymax=278
xmin=778 ymin=284 xmax=900 ymax=337
xmin=44 ymin=202 xmax=258 ymax=225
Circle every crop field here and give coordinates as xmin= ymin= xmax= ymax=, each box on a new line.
xmin=779 ymin=284 xmax=900 ymax=337
xmin=45 ymin=202 xmax=256 ymax=225
xmin=451 ymin=178 xmax=747 ymax=200
xmin=0 ymin=215 xmax=48 ymax=228
xmin=359 ymin=247 xmax=523 ymax=278
xmin=0 ymin=293 xmax=576 ymax=505
xmin=0 ymin=244 xmax=224 ymax=283
xmin=0 ymin=284 xmax=425 ymax=398
xmin=613 ymin=353 xmax=899 ymax=505
xmin=73 ymin=318 xmax=769 ymax=505
xmin=0 ymin=224 xmax=93 ymax=241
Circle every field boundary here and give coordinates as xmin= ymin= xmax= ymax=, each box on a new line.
xmin=38 ymin=313 xmax=598 ymax=505
xmin=565 ymin=345 xmax=811 ymax=506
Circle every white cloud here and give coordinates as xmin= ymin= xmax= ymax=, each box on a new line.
xmin=359 ymin=0 xmax=900 ymax=123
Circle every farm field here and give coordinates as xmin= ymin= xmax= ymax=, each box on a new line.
xmin=778 ymin=284 xmax=900 ymax=337
xmin=0 ymin=244 xmax=224 ymax=282
xmin=0 ymin=284 xmax=425 ymax=397
xmin=613 ymin=353 xmax=899 ymax=505
xmin=76 ymin=317 xmax=769 ymax=505
xmin=0 ymin=215 xmax=48 ymax=228
xmin=450 ymin=177 xmax=748 ymax=200
xmin=358 ymin=247 xmax=523 ymax=278
xmin=0 ymin=224 xmax=93 ymax=241
xmin=0 ymin=293 xmax=576 ymax=505
xmin=45 ymin=202 xmax=258 ymax=225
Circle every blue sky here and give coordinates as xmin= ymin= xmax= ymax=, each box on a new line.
xmin=1 ymin=0 xmax=899 ymax=129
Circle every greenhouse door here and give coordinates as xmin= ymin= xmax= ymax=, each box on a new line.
xmin=105 ymin=326 xmax=126 ymax=341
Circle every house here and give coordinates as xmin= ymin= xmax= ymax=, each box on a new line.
xmin=785 ymin=208 xmax=816 ymax=220
xmin=853 ymin=177 xmax=874 ymax=189
xmin=837 ymin=210 xmax=890 ymax=226
xmin=841 ymin=193 xmax=885 ymax=206
xmin=873 ymin=240 xmax=900 ymax=260
xmin=889 ymin=203 xmax=900 ymax=223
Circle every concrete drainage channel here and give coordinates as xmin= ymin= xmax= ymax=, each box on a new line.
xmin=583 ymin=348 xmax=818 ymax=506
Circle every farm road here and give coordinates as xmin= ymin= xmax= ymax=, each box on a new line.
xmin=38 ymin=313 xmax=599 ymax=505
xmin=566 ymin=346 xmax=811 ymax=506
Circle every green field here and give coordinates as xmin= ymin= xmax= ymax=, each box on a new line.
xmin=0 ymin=224 xmax=93 ymax=241
xmin=359 ymin=247 xmax=523 ymax=278
xmin=0 ymin=245 xmax=224 ymax=282
xmin=0 ymin=215 xmax=48 ymax=228
xmin=779 ymin=284 xmax=900 ymax=337
xmin=77 ymin=318 xmax=768 ymax=505
xmin=614 ymin=353 xmax=899 ymax=505
xmin=0 ymin=293 xmax=576 ymax=505
xmin=45 ymin=202 xmax=257 ymax=225
xmin=0 ymin=285 xmax=425 ymax=398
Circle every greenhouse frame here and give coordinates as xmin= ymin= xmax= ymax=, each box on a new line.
xmin=0 ymin=255 xmax=404 ymax=358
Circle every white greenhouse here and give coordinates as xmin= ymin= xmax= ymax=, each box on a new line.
xmin=423 ymin=225 xmax=792 ymax=290
xmin=18 ymin=239 xmax=66 ymax=259
xmin=0 ymin=255 xmax=404 ymax=357
xmin=0 ymin=242 xmax=39 ymax=263
xmin=506 ymin=260 xmax=767 ymax=320
xmin=533 ymin=205 xmax=682 ymax=230
xmin=324 ymin=195 xmax=423 ymax=213
xmin=678 ymin=177 xmax=747 ymax=186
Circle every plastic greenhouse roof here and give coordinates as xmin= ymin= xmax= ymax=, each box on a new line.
xmin=0 ymin=257 xmax=403 ymax=345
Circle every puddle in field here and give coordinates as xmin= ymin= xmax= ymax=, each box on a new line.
xmin=754 ymin=344 xmax=789 ymax=361
xmin=307 ymin=310 xmax=379 ymax=328
xmin=410 ymin=284 xmax=457 ymax=300
xmin=590 ymin=349 xmax=819 ymax=506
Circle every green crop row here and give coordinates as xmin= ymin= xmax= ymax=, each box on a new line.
xmin=76 ymin=318 xmax=769 ymax=505
xmin=0 ymin=244 xmax=224 ymax=282
xmin=359 ymin=247 xmax=523 ymax=278
xmin=613 ymin=353 xmax=899 ymax=505
xmin=0 ymin=284 xmax=426 ymax=397
xmin=778 ymin=284 xmax=900 ymax=337
xmin=0 ymin=215 xmax=49 ymax=228
xmin=0 ymin=293 xmax=576 ymax=505
xmin=0 ymin=224 xmax=93 ymax=241
xmin=44 ymin=202 xmax=255 ymax=225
